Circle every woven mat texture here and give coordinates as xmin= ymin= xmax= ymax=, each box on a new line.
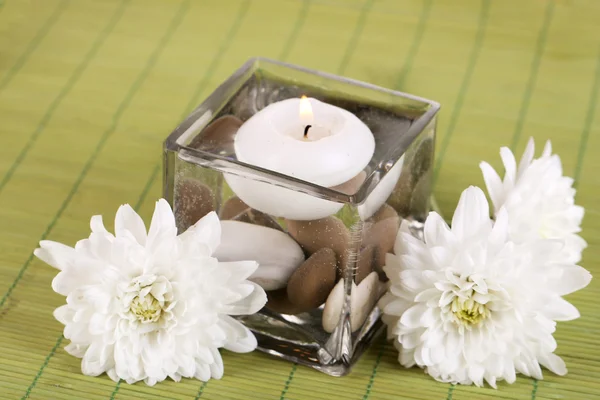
xmin=0 ymin=0 xmax=599 ymax=399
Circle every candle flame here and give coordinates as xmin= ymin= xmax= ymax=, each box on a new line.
xmin=299 ymin=95 xmax=313 ymax=122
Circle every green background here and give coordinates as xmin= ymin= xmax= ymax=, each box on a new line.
xmin=0 ymin=0 xmax=598 ymax=399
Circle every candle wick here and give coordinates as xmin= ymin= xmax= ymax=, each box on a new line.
xmin=303 ymin=125 xmax=312 ymax=138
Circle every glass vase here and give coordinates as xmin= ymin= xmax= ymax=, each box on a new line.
xmin=163 ymin=58 xmax=439 ymax=376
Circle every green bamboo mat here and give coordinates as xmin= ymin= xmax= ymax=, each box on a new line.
xmin=0 ymin=0 xmax=599 ymax=399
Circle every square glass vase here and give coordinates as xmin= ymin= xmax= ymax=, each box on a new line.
xmin=163 ymin=57 xmax=439 ymax=376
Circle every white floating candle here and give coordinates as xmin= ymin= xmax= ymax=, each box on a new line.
xmin=224 ymin=96 xmax=375 ymax=220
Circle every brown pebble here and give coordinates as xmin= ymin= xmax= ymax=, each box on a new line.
xmin=220 ymin=196 xmax=249 ymax=220
xmin=363 ymin=204 xmax=400 ymax=278
xmin=188 ymin=115 xmax=243 ymax=151
xmin=286 ymin=216 xmax=350 ymax=270
xmin=410 ymin=169 xmax=433 ymax=220
xmin=410 ymin=137 xmax=434 ymax=180
xmin=174 ymin=179 xmax=215 ymax=232
xmin=330 ymin=171 xmax=367 ymax=195
xmin=287 ymin=248 xmax=337 ymax=309
xmin=371 ymin=203 xmax=399 ymax=223
xmin=355 ymin=245 xmax=376 ymax=284
xmin=387 ymin=174 xmax=413 ymax=217
xmin=220 ymin=197 xmax=283 ymax=231
xmin=265 ymin=289 xmax=312 ymax=315
xmin=233 ymin=209 xmax=283 ymax=231
xmin=406 ymin=137 xmax=434 ymax=220
xmin=387 ymin=137 xmax=435 ymax=217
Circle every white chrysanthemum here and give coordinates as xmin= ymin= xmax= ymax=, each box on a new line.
xmin=380 ymin=186 xmax=591 ymax=387
xmin=480 ymin=137 xmax=586 ymax=263
xmin=34 ymin=199 xmax=266 ymax=386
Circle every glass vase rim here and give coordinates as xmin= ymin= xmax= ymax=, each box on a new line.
xmin=164 ymin=57 xmax=440 ymax=205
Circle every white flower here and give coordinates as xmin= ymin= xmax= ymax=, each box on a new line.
xmin=480 ymin=137 xmax=586 ymax=263
xmin=380 ymin=186 xmax=591 ymax=387
xmin=34 ymin=199 xmax=266 ymax=386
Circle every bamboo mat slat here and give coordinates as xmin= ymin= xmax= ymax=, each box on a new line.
xmin=0 ymin=0 xmax=599 ymax=399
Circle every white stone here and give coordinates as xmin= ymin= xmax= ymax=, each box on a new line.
xmin=322 ymin=279 xmax=353 ymax=333
xmin=214 ymin=220 xmax=305 ymax=291
xmin=322 ymin=272 xmax=381 ymax=333
xmin=350 ymin=272 xmax=381 ymax=332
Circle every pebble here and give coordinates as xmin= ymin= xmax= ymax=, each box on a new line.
xmin=230 ymin=85 xmax=260 ymax=121
xmin=174 ymin=179 xmax=215 ymax=232
xmin=408 ymin=138 xmax=434 ymax=219
xmin=321 ymin=272 xmax=381 ymax=333
xmin=410 ymin=137 xmax=434 ymax=179
xmin=286 ymin=216 xmax=350 ymax=270
xmin=188 ymin=115 xmax=243 ymax=154
xmin=350 ymin=271 xmax=381 ymax=332
xmin=387 ymin=137 xmax=435 ymax=217
xmin=214 ymin=220 xmax=304 ymax=291
xmin=265 ymin=289 xmax=312 ymax=315
xmin=410 ymin=169 xmax=433 ymax=218
xmin=355 ymin=245 xmax=375 ymax=284
xmin=387 ymin=172 xmax=413 ymax=217
xmin=322 ymin=279 xmax=350 ymax=333
xmin=220 ymin=196 xmax=249 ymax=220
xmin=363 ymin=204 xmax=400 ymax=278
xmin=330 ymin=171 xmax=366 ymax=195
xmin=233 ymin=209 xmax=283 ymax=231
xmin=287 ymin=248 xmax=337 ymax=310
xmin=220 ymin=197 xmax=283 ymax=231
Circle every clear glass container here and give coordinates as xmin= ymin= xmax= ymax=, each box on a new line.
xmin=163 ymin=58 xmax=439 ymax=376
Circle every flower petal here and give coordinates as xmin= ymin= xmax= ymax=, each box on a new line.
xmin=468 ymin=364 xmax=485 ymax=387
xmin=504 ymin=362 xmax=517 ymax=384
xmin=382 ymin=297 xmax=410 ymax=316
xmin=194 ymin=364 xmax=211 ymax=382
xmin=414 ymin=288 xmax=440 ymax=304
xmin=400 ymin=304 xmax=426 ymax=328
xmin=221 ymin=282 xmax=266 ymax=315
xmin=401 ymin=331 xmax=421 ymax=349
xmin=562 ymin=233 xmax=587 ymax=263
xmin=542 ymin=297 xmax=580 ymax=321
xmin=500 ymin=146 xmax=517 ymax=184
xmin=34 ymin=241 xmax=77 ymax=271
xmin=488 ymin=207 xmax=509 ymax=250
xmin=424 ymin=212 xmax=454 ymax=248
xmin=209 ymin=348 xmax=224 ymax=379
xmin=52 ymin=270 xmax=82 ymax=296
xmin=115 ymin=204 xmax=147 ymax=245
xmin=220 ymin=315 xmax=258 ymax=353
xmin=147 ymin=199 xmax=177 ymax=249
xmin=451 ymin=187 xmax=491 ymax=240
xmin=394 ymin=221 xmax=423 ymax=256
xmin=518 ymin=137 xmax=535 ymax=177
xmin=180 ymin=211 xmax=221 ymax=255
xmin=53 ymin=305 xmax=73 ymax=325
xmin=399 ymin=348 xmax=416 ymax=368
xmin=542 ymin=140 xmax=552 ymax=157
xmin=90 ymin=215 xmax=111 ymax=236
xmin=539 ymin=352 xmax=567 ymax=376
xmin=81 ymin=342 xmax=112 ymax=377
xmin=550 ymin=265 xmax=592 ymax=296
xmin=479 ymin=161 xmax=504 ymax=211
xmin=219 ymin=260 xmax=259 ymax=283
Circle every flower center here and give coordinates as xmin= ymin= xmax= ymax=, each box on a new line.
xmin=451 ymin=296 xmax=490 ymax=327
xmin=130 ymin=294 xmax=162 ymax=323
xmin=121 ymin=274 xmax=175 ymax=327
